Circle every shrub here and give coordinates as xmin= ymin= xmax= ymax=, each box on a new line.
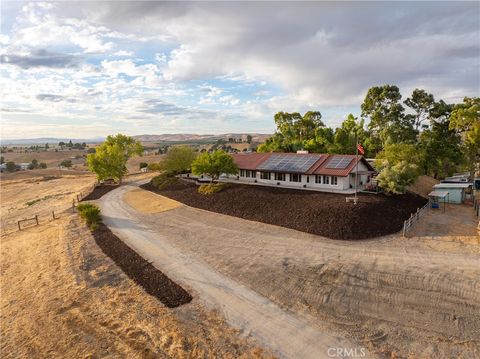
xmin=139 ymin=162 xmax=148 ymax=169
xmin=198 ymin=183 xmax=229 ymax=195
xmin=6 ymin=161 xmax=16 ymax=172
xmin=77 ymin=203 xmax=102 ymax=230
xmin=39 ymin=162 xmax=47 ymax=168
xmin=60 ymin=159 xmax=72 ymax=167
xmin=151 ymin=172 xmax=178 ymax=190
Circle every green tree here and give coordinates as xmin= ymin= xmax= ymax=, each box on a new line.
xmin=404 ymin=89 xmax=435 ymax=131
xmin=191 ymin=150 xmax=238 ymax=183
xmin=418 ymin=101 xmax=462 ymax=179
xmin=332 ymin=114 xmax=371 ymax=155
xmin=58 ymin=141 xmax=65 ymax=149
xmin=246 ymin=134 xmax=252 ymax=144
xmin=6 ymin=161 xmax=16 ymax=172
xmin=31 ymin=158 xmax=39 ymax=169
xmin=87 ymin=134 xmax=143 ymax=183
xmin=45 ymin=143 xmax=50 ymax=150
xmin=67 ymin=140 xmax=73 ymax=147
xmin=259 ymin=111 xmax=334 ymax=153
xmin=361 ymin=85 xmax=415 ymax=152
xmin=139 ymin=162 xmax=148 ymax=170
xmin=160 ymin=146 xmax=197 ymax=174
xmin=375 ymin=143 xmax=422 ymax=194
xmin=39 ymin=162 xmax=47 ymax=169
xmin=449 ymin=97 xmax=480 ymax=178
xmin=0 ymin=156 xmax=4 ymax=164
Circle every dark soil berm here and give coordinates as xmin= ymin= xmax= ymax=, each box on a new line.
xmin=92 ymin=223 xmax=192 ymax=307
xmin=81 ymin=185 xmax=119 ymax=201
xmin=141 ymin=181 xmax=427 ymax=240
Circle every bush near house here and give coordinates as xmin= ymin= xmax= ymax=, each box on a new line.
xmin=151 ymin=171 xmax=178 ymax=190
xmin=77 ymin=203 xmax=102 ymax=230
xmin=198 ymin=183 xmax=230 ymax=195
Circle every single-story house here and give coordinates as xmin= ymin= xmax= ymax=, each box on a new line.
xmin=222 ymin=152 xmax=375 ymax=193
xmin=432 ymin=183 xmax=472 ymax=204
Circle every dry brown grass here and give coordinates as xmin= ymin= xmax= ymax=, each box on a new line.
xmin=408 ymin=175 xmax=439 ymax=197
xmin=123 ymin=188 xmax=181 ymax=214
xmin=0 ymin=175 xmax=273 ymax=358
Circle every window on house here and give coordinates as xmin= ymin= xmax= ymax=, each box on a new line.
xmin=332 ymin=176 xmax=338 ymax=185
xmin=239 ymin=169 xmax=245 ymax=177
xmin=274 ymin=172 xmax=285 ymax=181
xmin=323 ymin=175 xmax=329 ymax=184
xmin=289 ymin=173 xmax=301 ymax=182
xmin=260 ymin=171 xmax=271 ymax=180
xmin=307 ymin=176 xmax=310 ymax=183
xmin=315 ymin=175 xmax=322 ymax=184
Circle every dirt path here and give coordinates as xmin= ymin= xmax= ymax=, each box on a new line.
xmin=104 ymin=183 xmax=480 ymax=358
xmin=101 ymin=183 xmax=367 ymax=359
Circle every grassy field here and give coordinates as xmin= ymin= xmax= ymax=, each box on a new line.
xmin=0 ymin=175 xmax=273 ymax=358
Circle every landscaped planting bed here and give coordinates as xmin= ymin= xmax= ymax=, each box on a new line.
xmin=141 ymin=180 xmax=427 ymax=240
xmin=81 ymin=185 xmax=119 ymax=201
xmin=92 ymin=223 xmax=192 ymax=307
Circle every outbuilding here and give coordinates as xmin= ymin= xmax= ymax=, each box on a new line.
xmin=432 ymin=183 xmax=471 ymax=204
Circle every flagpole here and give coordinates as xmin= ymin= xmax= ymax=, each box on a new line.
xmin=355 ymin=134 xmax=358 ymax=205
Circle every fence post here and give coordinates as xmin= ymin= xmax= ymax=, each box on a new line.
xmin=403 ymin=221 xmax=406 ymax=237
xmin=35 ymin=215 xmax=38 ymax=225
xmin=72 ymin=199 xmax=76 ymax=212
xmin=52 ymin=210 xmax=55 ymax=220
xmin=18 ymin=221 xmax=21 ymax=231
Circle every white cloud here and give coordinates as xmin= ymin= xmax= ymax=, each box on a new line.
xmin=113 ymin=50 xmax=133 ymax=57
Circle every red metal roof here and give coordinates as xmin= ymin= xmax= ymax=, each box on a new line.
xmin=231 ymin=153 xmax=272 ymax=170
xmin=231 ymin=152 xmax=375 ymax=177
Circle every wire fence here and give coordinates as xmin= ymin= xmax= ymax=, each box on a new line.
xmin=403 ymin=199 xmax=431 ymax=237
xmin=1 ymin=183 xmax=96 ymax=236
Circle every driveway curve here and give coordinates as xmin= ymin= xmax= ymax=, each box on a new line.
xmin=100 ymin=182 xmax=367 ymax=359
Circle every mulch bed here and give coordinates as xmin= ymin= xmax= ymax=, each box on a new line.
xmin=141 ymin=181 xmax=427 ymax=240
xmin=81 ymin=185 xmax=119 ymax=201
xmin=92 ymin=223 xmax=192 ymax=307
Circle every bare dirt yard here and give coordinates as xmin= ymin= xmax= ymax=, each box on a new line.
xmin=126 ymin=185 xmax=480 ymax=358
xmin=142 ymin=180 xmax=427 ymax=239
xmin=1 ymin=176 xmax=273 ymax=358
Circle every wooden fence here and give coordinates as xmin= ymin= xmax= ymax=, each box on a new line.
xmin=403 ymin=199 xmax=431 ymax=237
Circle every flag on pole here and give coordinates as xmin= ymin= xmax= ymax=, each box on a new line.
xmin=357 ymin=143 xmax=365 ymax=155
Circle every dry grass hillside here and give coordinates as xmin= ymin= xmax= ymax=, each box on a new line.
xmin=408 ymin=175 xmax=439 ymax=197
xmin=0 ymin=175 xmax=273 ymax=358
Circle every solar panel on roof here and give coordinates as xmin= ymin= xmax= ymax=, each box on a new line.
xmin=257 ymin=154 xmax=321 ymax=173
xmin=325 ymin=157 xmax=353 ymax=169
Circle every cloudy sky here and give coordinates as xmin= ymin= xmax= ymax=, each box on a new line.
xmin=1 ymin=1 xmax=479 ymax=139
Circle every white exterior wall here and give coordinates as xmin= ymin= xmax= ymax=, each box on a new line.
xmin=235 ymin=171 xmax=349 ymax=191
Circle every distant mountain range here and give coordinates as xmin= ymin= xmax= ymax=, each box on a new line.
xmin=1 ymin=133 xmax=271 ymax=145
xmin=132 ymin=133 xmax=271 ymax=142
xmin=0 ymin=137 xmax=105 ymax=145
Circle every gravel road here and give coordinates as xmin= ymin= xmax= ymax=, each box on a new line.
xmin=100 ymin=183 xmax=368 ymax=359
xmin=101 ymin=182 xmax=480 ymax=358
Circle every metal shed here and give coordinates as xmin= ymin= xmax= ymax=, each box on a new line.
xmin=433 ymin=183 xmax=471 ymax=204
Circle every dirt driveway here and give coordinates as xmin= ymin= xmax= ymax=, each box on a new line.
xmin=103 ymin=183 xmax=480 ymax=358
xmin=102 ymin=183 xmax=363 ymax=359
